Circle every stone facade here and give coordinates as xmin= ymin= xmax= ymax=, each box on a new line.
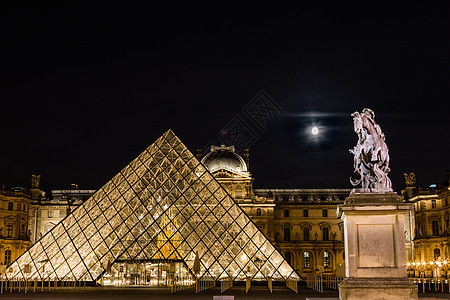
xmin=199 ymin=145 xmax=350 ymax=279
xmin=402 ymin=171 xmax=450 ymax=278
xmin=28 ymin=187 xmax=95 ymax=244
xmin=0 ymin=188 xmax=32 ymax=267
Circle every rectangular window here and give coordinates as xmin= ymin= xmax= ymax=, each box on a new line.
xmin=323 ymin=227 xmax=329 ymax=241
xmin=284 ymin=209 xmax=289 ymax=218
xmin=303 ymin=209 xmax=308 ymax=217
xmin=432 ymin=220 xmax=439 ymax=236
xmin=4 ymin=250 xmax=11 ymax=266
xmin=303 ymin=227 xmax=309 ymax=241
xmin=304 ymin=252 xmax=311 ymax=268
xmin=17 ymin=203 xmax=21 ymax=211
xmin=48 ymin=210 xmax=53 ymax=218
xmin=432 ymin=200 xmax=437 ymax=209
xmin=6 ymin=223 xmax=13 ymax=238
xmin=8 ymin=202 xmax=13 ymax=210
xmin=21 ymin=223 xmax=26 ymax=238
xmin=284 ymin=227 xmax=291 ymax=241
xmin=323 ymin=252 xmax=330 ymax=268
xmin=322 ymin=209 xmax=328 ymax=217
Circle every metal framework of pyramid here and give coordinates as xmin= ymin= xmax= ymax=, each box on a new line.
xmin=8 ymin=130 xmax=299 ymax=282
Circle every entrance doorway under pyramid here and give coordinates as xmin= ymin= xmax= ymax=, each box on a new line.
xmin=7 ymin=130 xmax=299 ymax=285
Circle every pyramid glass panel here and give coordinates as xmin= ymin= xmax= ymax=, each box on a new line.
xmin=7 ymin=129 xmax=299 ymax=283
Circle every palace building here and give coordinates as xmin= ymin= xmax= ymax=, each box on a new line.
xmin=28 ymin=187 xmax=96 ymax=244
xmin=199 ymin=144 xmax=349 ymax=278
xmin=0 ymin=187 xmax=32 ymax=268
xmin=7 ymin=130 xmax=298 ymax=285
xmin=3 ymin=130 xmax=424 ymax=284
xmin=403 ymin=171 xmax=450 ymax=277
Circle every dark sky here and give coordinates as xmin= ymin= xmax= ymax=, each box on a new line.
xmin=2 ymin=3 xmax=449 ymax=193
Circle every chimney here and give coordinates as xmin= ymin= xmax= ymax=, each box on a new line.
xmin=243 ymin=148 xmax=250 ymax=170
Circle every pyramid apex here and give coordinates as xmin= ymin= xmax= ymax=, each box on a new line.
xmin=162 ymin=129 xmax=178 ymax=141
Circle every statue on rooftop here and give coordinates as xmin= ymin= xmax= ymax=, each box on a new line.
xmin=349 ymin=108 xmax=392 ymax=192
xmin=31 ymin=175 xmax=41 ymax=189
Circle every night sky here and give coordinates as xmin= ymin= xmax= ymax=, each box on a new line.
xmin=2 ymin=3 xmax=449 ymax=193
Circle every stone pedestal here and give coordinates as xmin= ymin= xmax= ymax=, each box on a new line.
xmin=337 ymin=191 xmax=418 ymax=300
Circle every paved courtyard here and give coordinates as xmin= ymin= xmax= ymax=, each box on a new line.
xmin=1 ymin=285 xmax=450 ymax=299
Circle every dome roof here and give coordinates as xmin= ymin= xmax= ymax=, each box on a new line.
xmin=201 ymin=145 xmax=248 ymax=173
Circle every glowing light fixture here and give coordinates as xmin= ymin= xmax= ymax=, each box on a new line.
xmin=311 ymin=126 xmax=319 ymax=135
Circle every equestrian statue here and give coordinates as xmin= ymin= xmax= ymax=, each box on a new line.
xmin=349 ymin=108 xmax=392 ymax=192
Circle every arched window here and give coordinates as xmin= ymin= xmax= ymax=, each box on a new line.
xmin=256 ymin=208 xmax=261 ymax=216
xmin=323 ymin=251 xmax=331 ymax=268
xmin=303 ymin=252 xmax=311 ymax=268
xmin=4 ymin=249 xmax=11 ymax=266
xmin=434 ymin=248 xmax=441 ymax=260
xmin=285 ymin=251 xmax=292 ymax=264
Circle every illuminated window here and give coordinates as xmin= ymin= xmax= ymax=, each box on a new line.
xmin=434 ymin=248 xmax=441 ymax=260
xmin=4 ymin=250 xmax=11 ymax=266
xmin=323 ymin=251 xmax=330 ymax=268
xmin=322 ymin=209 xmax=328 ymax=217
xmin=432 ymin=221 xmax=439 ymax=236
xmin=284 ymin=209 xmax=289 ymax=217
xmin=323 ymin=227 xmax=329 ymax=241
xmin=48 ymin=210 xmax=53 ymax=218
xmin=432 ymin=200 xmax=437 ymax=209
xmin=256 ymin=208 xmax=261 ymax=216
xmin=303 ymin=252 xmax=311 ymax=268
xmin=284 ymin=227 xmax=291 ymax=241
xmin=303 ymin=209 xmax=308 ymax=217
xmin=7 ymin=202 xmax=13 ymax=210
xmin=303 ymin=227 xmax=309 ymax=241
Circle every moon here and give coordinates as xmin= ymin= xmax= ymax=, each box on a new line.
xmin=311 ymin=126 xmax=319 ymax=135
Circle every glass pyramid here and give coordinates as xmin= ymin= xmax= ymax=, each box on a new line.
xmin=8 ymin=130 xmax=299 ymax=282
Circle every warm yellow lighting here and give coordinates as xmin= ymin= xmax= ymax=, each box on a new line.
xmin=421 ymin=262 xmax=426 ymax=266
xmin=407 ymin=262 xmax=411 ymax=266
xmin=444 ymin=261 xmax=448 ymax=265
xmin=430 ymin=261 xmax=434 ymax=265
xmin=412 ymin=262 xmax=416 ymax=266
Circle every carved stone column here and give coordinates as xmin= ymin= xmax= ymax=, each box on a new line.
xmin=337 ymin=191 xmax=418 ymax=300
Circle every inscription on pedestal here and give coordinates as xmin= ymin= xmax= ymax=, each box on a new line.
xmin=357 ymin=224 xmax=395 ymax=268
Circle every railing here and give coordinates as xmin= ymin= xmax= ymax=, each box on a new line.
xmin=220 ymin=277 xmax=233 ymax=293
xmin=306 ymin=274 xmax=343 ymax=293
xmin=171 ymin=275 xmax=195 ymax=293
xmin=286 ymin=278 xmax=298 ymax=293
xmin=411 ymin=278 xmax=450 ymax=294
xmin=195 ymin=277 xmax=215 ymax=293
xmin=0 ymin=276 xmax=91 ymax=294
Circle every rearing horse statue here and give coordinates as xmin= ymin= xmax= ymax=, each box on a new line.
xmin=350 ymin=108 xmax=392 ymax=191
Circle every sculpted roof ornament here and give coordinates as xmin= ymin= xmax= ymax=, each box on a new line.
xmin=349 ymin=108 xmax=393 ymax=192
